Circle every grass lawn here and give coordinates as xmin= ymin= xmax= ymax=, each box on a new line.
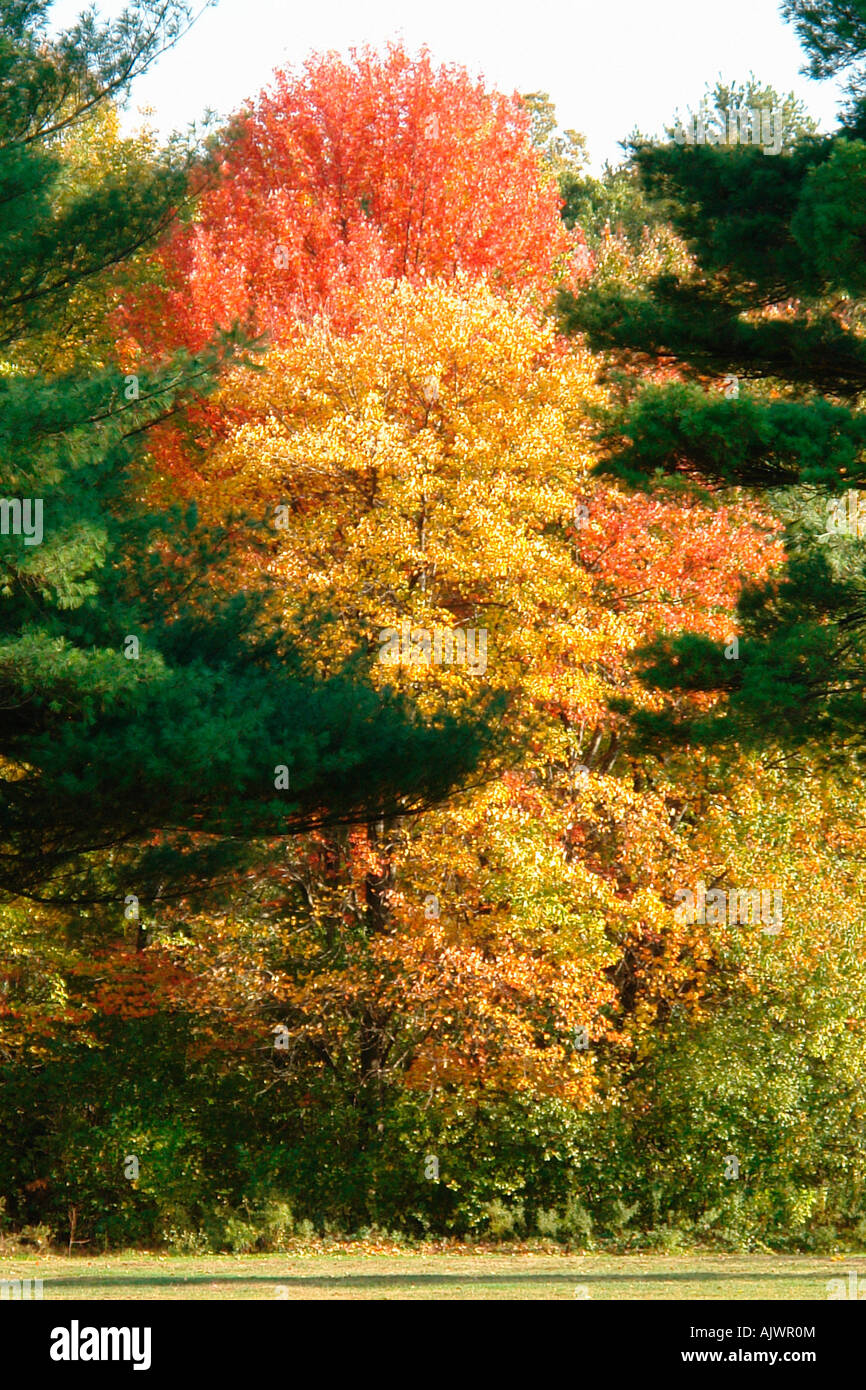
xmin=2 ymin=1250 xmax=864 ymax=1299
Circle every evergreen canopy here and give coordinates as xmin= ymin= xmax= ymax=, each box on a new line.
xmin=560 ymin=8 xmax=866 ymax=764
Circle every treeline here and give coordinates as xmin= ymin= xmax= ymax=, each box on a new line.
xmin=2 ymin=0 xmax=866 ymax=1253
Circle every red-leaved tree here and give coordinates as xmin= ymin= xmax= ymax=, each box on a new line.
xmin=121 ymin=43 xmax=581 ymax=358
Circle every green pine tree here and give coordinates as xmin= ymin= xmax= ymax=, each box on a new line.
xmin=559 ymin=11 xmax=866 ymax=766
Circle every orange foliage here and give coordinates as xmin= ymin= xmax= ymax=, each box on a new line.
xmin=121 ymin=43 xmax=578 ymax=361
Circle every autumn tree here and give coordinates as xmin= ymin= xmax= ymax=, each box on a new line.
xmin=153 ymin=275 xmax=786 ymax=1163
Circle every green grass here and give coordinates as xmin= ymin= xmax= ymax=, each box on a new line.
xmin=2 ymin=1252 xmax=865 ymax=1299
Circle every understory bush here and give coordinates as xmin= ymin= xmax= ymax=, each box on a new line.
xmin=2 ymin=994 xmax=866 ymax=1252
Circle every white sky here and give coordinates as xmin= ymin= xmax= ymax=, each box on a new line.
xmin=48 ymin=0 xmax=850 ymax=171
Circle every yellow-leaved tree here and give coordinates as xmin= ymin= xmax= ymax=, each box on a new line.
xmin=151 ymin=273 xmax=784 ymax=1128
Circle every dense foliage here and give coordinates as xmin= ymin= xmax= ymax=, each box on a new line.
xmin=2 ymin=1 xmax=866 ymax=1255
